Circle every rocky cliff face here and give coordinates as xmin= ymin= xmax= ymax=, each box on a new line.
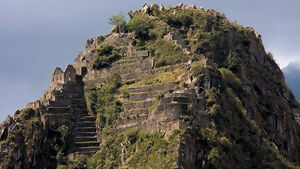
xmin=1 ymin=4 xmax=300 ymax=169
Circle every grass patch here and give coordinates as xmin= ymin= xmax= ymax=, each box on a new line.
xmin=148 ymin=39 xmax=189 ymax=67
xmin=88 ymin=129 xmax=179 ymax=169
xmin=119 ymin=69 xmax=183 ymax=92
xmin=115 ymin=58 xmax=136 ymax=63
xmin=148 ymin=93 xmax=164 ymax=113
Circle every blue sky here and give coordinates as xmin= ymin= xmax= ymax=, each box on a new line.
xmin=1 ymin=0 xmax=300 ymax=122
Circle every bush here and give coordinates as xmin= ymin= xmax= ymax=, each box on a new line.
xmin=192 ymin=64 xmax=205 ymax=85
xmin=219 ymin=68 xmax=242 ymax=91
xmin=149 ymin=39 xmax=189 ymax=67
xmin=166 ymin=11 xmax=194 ymax=28
xmin=127 ymin=14 xmax=154 ymax=40
xmin=92 ymin=44 xmax=121 ymax=69
xmin=96 ymin=35 xmax=105 ymax=43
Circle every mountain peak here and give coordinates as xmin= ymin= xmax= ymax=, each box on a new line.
xmin=1 ymin=4 xmax=300 ymax=169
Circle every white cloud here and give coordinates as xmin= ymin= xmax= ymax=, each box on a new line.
xmin=266 ymin=47 xmax=300 ymax=69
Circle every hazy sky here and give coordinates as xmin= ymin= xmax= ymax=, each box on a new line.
xmin=1 ymin=0 xmax=300 ymax=122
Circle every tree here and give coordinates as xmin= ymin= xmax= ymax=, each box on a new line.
xmin=109 ymin=12 xmax=126 ymax=33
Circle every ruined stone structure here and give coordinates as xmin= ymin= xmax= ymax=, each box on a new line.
xmin=49 ymin=65 xmax=77 ymax=90
xmin=73 ymin=33 xmax=209 ymax=137
xmin=26 ymin=65 xmax=99 ymax=154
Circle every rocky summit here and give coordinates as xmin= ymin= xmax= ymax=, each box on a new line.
xmin=1 ymin=4 xmax=300 ymax=169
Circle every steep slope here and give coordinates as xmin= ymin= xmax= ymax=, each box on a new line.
xmin=1 ymin=4 xmax=300 ymax=169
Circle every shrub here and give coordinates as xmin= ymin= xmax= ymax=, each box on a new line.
xmin=92 ymin=44 xmax=121 ymax=69
xmin=149 ymin=39 xmax=189 ymax=67
xmin=127 ymin=14 xmax=154 ymax=40
xmin=166 ymin=11 xmax=194 ymax=28
xmin=148 ymin=93 xmax=164 ymax=113
xmin=192 ymin=64 xmax=205 ymax=85
xmin=96 ymin=35 xmax=105 ymax=43
xmin=219 ymin=68 xmax=242 ymax=91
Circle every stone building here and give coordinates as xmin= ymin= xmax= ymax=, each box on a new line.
xmin=50 ymin=65 xmax=77 ymax=90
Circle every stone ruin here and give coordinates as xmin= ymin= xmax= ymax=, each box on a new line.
xmin=26 ymin=65 xmax=78 ymax=109
xmin=50 ymin=65 xmax=77 ymax=90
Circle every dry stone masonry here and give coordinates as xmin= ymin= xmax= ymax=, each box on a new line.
xmin=26 ymin=65 xmax=99 ymax=154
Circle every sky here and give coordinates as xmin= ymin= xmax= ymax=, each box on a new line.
xmin=0 ymin=0 xmax=300 ymax=122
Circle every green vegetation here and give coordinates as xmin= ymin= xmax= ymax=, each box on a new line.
xmin=84 ymin=73 xmax=122 ymax=138
xmin=185 ymin=84 xmax=298 ymax=168
xmin=148 ymin=93 xmax=164 ymax=113
xmin=119 ymin=69 xmax=183 ymax=93
xmin=88 ymin=129 xmax=179 ymax=169
xmin=0 ymin=109 xmax=43 ymax=168
xmin=219 ymin=68 xmax=242 ymax=91
xmin=57 ymin=154 xmax=89 ymax=169
xmin=149 ymin=39 xmax=189 ymax=67
xmin=127 ymin=14 xmax=154 ymax=41
xmin=92 ymin=44 xmax=121 ymax=70
xmin=192 ymin=63 xmax=205 ymax=85
xmin=96 ymin=35 xmax=105 ymax=43
xmin=140 ymin=5 xmax=253 ymax=72
xmin=0 ymin=109 xmax=72 ymax=169
xmin=142 ymin=69 xmax=183 ymax=85
xmin=109 ymin=12 xmax=126 ymax=33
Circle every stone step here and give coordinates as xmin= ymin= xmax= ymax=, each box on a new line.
xmin=159 ymin=96 xmax=193 ymax=104
xmin=73 ymin=108 xmax=88 ymax=115
xmin=110 ymin=64 xmax=140 ymax=74
xmin=46 ymin=107 xmax=70 ymax=114
xmin=80 ymin=116 xmax=96 ymax=121
xmin=75 ymin=141 xmax=100 ymax=147
xmin=127 ymin=82 xmax=177 ymax=93
xmin=52 ymin=95 xmax=65 ymax=101
xmin=61 ymin=87 xmax=83 ymax=94
xmin=65 ymin=94 xmax=85 ymax=100
xmin=156 ymin=103 xmax=189 ymax=112
xmin=74 ymin=137 xmax=98 ymax=142
xmin=171 ymin=97 xmax=193 ymax=104
xmin=77 ymin=122 xmax=96 ymax=127
xmin=70 ymin=99 xmax=86 ymax=104
xmin=47 ymin=100 xmax=70 ymax=107
xmin=123 ymin=101 xmax=153 ymax=110
xmin=111 ymin=58 xmax=137 ymax=67
xmin=72 ymin=146 xmax=99 ymax=154
xmin=118 ymin=114 xmax=148 ymax=125
xmin=126 ymin=92 xmax=157 ymax=102
xmin=75 ymin=132 xmax=97 ymax=137
xmin=151 ymin=63 xmax=187 ymax=74
xmin=165 ymin=92 xmax=195 ymax=98
xmin=115 ymin=123 xmax=140 ymax=133
xmin=120 ymin=108 xmax=148 ymax=117
xmin=76 ymin=127 xmax=96 ymax=132
xmin=120 ymin=71 xmax=152 ymax=81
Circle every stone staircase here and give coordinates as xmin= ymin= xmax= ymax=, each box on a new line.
xmin=38 ymin=81 xmax=100 ymax=155
xmin=72 ymin=113 xmax=99 ymax=154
